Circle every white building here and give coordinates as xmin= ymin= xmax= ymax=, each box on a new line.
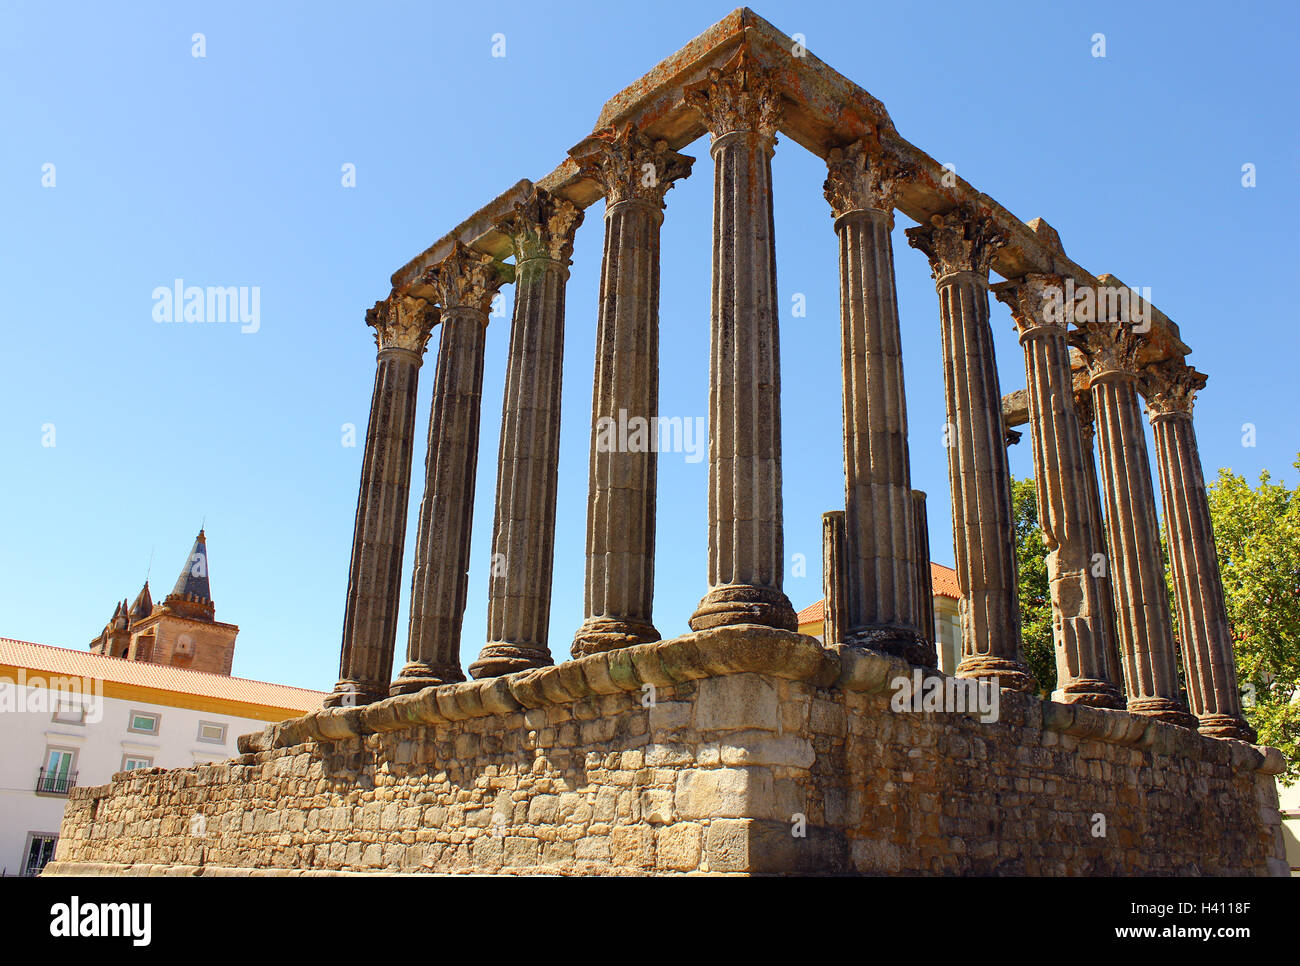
xmin=0 ymin=636 xmax=322 ymax=877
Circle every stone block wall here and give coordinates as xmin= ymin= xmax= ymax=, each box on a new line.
xmin=45 ymin=627 xmax=1288 ymax=876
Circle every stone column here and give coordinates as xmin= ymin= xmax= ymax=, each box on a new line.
xmin=821 ymin=510 xmax=847 ymax=645
xmin=391 ymin=242 xmax=508 ymax=695
xmin=1074 ymin=389 xmax=1125 ymax=694
xmin=1139 ymin=359 xmax=1255 ymax=740
xmin=685 ymin=51 xmax=798 ymax=633
xmin=995 ymin=275 xmax=1123 ymax=708
xmin=822 ymin=141 xmax=926 ymax=662
xmin=569 ymin=124 xmax=693 ymax=658
xmin=1071 ymin=319 xmax=1196 ymax=727
xmin=470 ymin=190 xmax=584 ymax=679
xmin=906 ymin=208 xmax=1033 ymax=692
xmin=327 ymin=294 xmax=437 ymax=708
xmin=911 ymin=490 xmax=936 ymax=653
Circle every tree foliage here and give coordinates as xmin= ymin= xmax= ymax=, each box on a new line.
xmin=1011 ymin=476 xmax=1056 ymax=695
xmin=1205 ymin=457 xmax=1300 ymax=784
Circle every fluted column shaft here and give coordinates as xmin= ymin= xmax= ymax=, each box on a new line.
xmin=997 ymin=276 xmax=1123 ymax=707
xmin=911 ymin=490 xmax=936 ymax=654
xmin=821 ymin=510 xmax=847 ymax=645
xmin=1141 ymin=361 xmax=1254 ymax=740
xmin=907 ymin=209 xmax=1032 ymax=691
xmin=686 ymin=53 xmax=797 ymax=632
xmin=570 ymin=125 xmax=693 ymax=657
xmin=1074 ymin=321 xmax=1195 ymax=727
xmin=392 ymin=244 xmax=507 ymax=694
xmin=823 ymin=142 xmax=924 ymax=661
xmin=1075 ymin=392 xmax=1125 ymax=693
xmin=327 ymin=295 xmax=435 ymax=708
xmin=472 ymin=191 xmax=583 ymax=678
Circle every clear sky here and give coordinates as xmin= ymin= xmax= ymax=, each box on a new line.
xmin=2 ymin=0 xmax=1296 ymax=693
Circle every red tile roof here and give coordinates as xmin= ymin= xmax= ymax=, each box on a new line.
xmin=796 ymin=562 xmax=962 ymax=627
xmin=0 ymin=637 xmax=323 ymax=713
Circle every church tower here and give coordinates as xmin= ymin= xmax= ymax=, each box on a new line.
xmin=87 ymin=530 xmax=239 ymax=675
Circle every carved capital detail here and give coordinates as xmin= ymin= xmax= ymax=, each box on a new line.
xmin=1069 ymin=318 xmax=1145 ymax=382
xmin=684 ymin=48 xmax=782 ymax=140
xmin=420 ymin=240 xmax=509 ymax=316
xmin=1138 ymin=358 xmax=1206 ymax=420
xmin=905 ymin=205 xmax=1005 ymax=280
xmin=572 ymin=123 xmax=694 ymax=210
xmin=993 ymin=273 xmax=1069 ymax=338
xmin=823 ymin=141 xmax=913 ymax=219
xmin=495 ymin=188 xmax=585 ymax=264
xmin=367 ymin=292 xmax=437 ymax=354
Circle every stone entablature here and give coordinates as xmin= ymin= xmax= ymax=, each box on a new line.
xmin=46 ymin=629 xmax=1287 ymax=876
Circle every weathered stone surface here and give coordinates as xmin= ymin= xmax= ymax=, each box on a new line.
xmin=327 ymin=295 xmax=437 ymax=708
xmin=1072 ymin=319 xmax=1196 ymax=728
xmin=472 ymin=189 xmax=583 ymax=679
xmin=686 ymin=50 xmax=797 ymax=635
xmin=393 ymin=242 xmax=510 ymax=694
xmin=49 ymin=628 xmax=1285 ymax=877
xmin=907 ymin=207 xmax=1033 ymax=693
xmin=995 ymin=274 xmax=1122 ymax=708
xmin=1139 ymin=359 xmax=1254 ymax=740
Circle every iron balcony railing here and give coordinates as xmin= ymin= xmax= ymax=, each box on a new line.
xmin=35 ymin=767 xmax=77 ymax=795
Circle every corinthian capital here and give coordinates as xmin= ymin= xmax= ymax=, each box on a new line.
xmin=823 ymin=141 xmax=913 ymax=219
xmin=496 ymin=188 xmax=584 ymax=264
xmin=905 ymin=206 xmax=1005 ymax=281
xmin=684 ymin=47 xmax=782 ymax=140
xmin=572 ymin=123 xmax=694 ymax=210
xmin=993 ymin=273 xmax=1070 ymax=338
xmin=367 ymin=292 xmax=437 ymax=355
xmin=1069 ymin=317 xmax=1145 ymax=382
xmin=421 ymin=241 xmax=510 ymax=316
xmin=1138 ymin=358 xmax=1207 ymax=421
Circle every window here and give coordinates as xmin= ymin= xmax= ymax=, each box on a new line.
xmin=51 ymin=696 xmax=86 ymax=725
xmin=23 ymin=833 xmax=58 ymax=877
xmin=128 ymin=710 xmax=160 ymax=735
xmin=197 ymin=721 xmax=227 ymax=744
xmin=121 ymin=755 xmax=153 ymax=772
xmin=37 ymin=748 xmax=77 ymax=795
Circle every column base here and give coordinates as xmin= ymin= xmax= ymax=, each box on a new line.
xmin=1197 ymin=713 xmax=1257 ymax=742
xmin=469 ymin=643 xmax=554 ymax=680
xmin=844 ymin=626 xmax=936 ymax=668
xmin=1126 ymin=696 xmax=1198 ymax=729
xmin=571 ymin=616 xmax=660 ymax=659
xmin=1051 ymin=678 xmax=1125 ymax=709
xmin=688 ymin=584 xmax=798 ymax=633
xmin=955 ymin=655 xmax=1037 ymax=694
xmin=323 ymin=680 xmax=387 ymax=709
xmin=389 ymin=661 xmax=465 ymax=696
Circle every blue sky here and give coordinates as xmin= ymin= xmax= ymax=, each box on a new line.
xmin=2 ymin=0 xmax=1296 ymax=693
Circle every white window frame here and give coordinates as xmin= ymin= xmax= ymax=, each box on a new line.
xmin=196 ymin=721 xmax=227 ymax=745
xmin=127 ymin=709 xmax=160 ymax=735
xmin=121 ymin=754 xmax=153 ymax=772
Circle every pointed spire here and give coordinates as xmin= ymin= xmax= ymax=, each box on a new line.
xmin=129 ymin=580 xmax=153 ymax=620
xmin=162 ymin=529 xmax=216 ymax=621
xmin=170 ymin=530 xmax=211 ymax=600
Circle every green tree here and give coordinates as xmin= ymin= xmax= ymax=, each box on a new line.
xmin=1011 ymin=476 xmax=1055 ymax=695
xmin=1204 ymin=457 xmax=1300 ymax=784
